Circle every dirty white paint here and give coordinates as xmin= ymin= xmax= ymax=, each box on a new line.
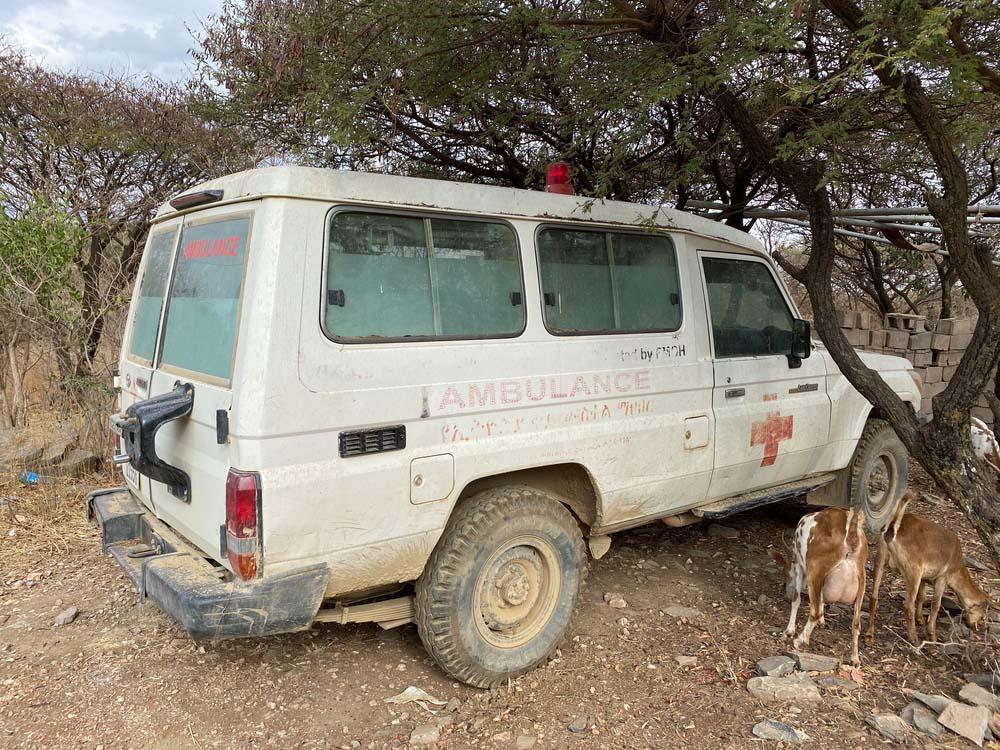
xmin=115 ymin=167 xmax=923 ymax=599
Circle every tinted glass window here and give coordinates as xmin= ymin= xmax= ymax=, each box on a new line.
xmin=159 ymin=217 xmax=250 ymax=380
xmin=325 ymin=211 xmax=523 ymax=339
xmin=538 ymin=228 xmax=681 ymax=334
xmin=128 ymin=229 xmax=176 ymax=363
xmin=702 ymin=257 xmax=793 ymax=357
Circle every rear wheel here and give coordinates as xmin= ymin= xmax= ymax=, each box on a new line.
xmin=414 ymin=486 xmax=585 ymax=688
xmin=848 ymin=418 xmax=908 ymax=532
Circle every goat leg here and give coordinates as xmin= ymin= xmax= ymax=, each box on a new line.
xmin=850 ymin=559 xmax=865 ymax=666
xmin=915 ymin=582 xmax=928 ymax=625
xmin=794 ymin=569 xmax=825 ymax=649
xmin=927 ymin=577 xmax=947 ymax=643
xmin=867 ymin=536 xmax=887 ymax=641
xmin=903 ymin=573 xmax=922 ymax=646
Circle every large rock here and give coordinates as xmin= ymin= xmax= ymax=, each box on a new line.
xmin=4 ymin=438 xmax=45 ymax=469
xmin=938 ymin=702 xmax=992 ymax=747
xmin=867 ymin=714 xmax=911 ymax=741
xmin=53 ymin=448 xmax=99 ymax=477
xmin=746 ymin=673 xmax=821 ymax=703
xmin=0 ymin=428 xmax=16 ymax=454
xmin=787 ymin=651 xmax=840 ymax=672
xmin=964 ymin=674 xmax=999 ymax=692
xmin=960 ymin=682 xmax=1000 ymax=712
xmin=815 ymin=675 xmax=861 ymax=692
xmin=905 ymin=689 xmax=954 ymax=714
xmin=900 ymin=701 xmax=945 ymax=738
xmin=756 ymin=655 xmax=796 ymax=677
xmin=35 ymin=434 xmax=75 ymax=468
xmin=752 ymin=720 xmax=807 ymax=743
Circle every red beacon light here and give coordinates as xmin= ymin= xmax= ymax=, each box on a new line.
xmin=545 ymin=162 xmax=574 ymax=195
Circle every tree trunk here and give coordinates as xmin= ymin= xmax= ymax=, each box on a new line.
xmin=0 ymin=364 xmax=12 ymax=428
xmin=935 ymin=259 xmax=957 ymax=320
xmin=918 ymin=442 xmax=1000 ymax=564
xmin=4 ymin=335 xmax=26 ymax=428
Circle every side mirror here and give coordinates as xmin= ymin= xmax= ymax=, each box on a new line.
xmin=788 ymin=318 xmax=812 ymax=369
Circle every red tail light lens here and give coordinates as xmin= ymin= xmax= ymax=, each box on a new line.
xmin=225 ymin=469 xmax=260 ymax=580
xmin=545 ymin=162 xmax=574 ymax=195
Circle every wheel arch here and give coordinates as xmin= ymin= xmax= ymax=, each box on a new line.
xmin=453 ymin=463 xmax=602 ymax=530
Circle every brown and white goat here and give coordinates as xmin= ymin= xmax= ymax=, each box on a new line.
xmin=776 ymin=507 xmax=868 ymax=666
xmin=868 ymin=490 xmax=990 ymax=645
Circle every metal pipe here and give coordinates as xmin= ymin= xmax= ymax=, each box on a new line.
xmin=686 ymin=199 xmax=1000 ymax=217
xmin=762 ymin=216 xmax=901 ymax=247
xmin=761 ymin=216 xmax=1000 ymax=265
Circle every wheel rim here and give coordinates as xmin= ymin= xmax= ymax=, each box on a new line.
xmin=473 ymin=534 xmax=562 ymax=649
xmin=864 ymin=451 xmax=898 ymax=517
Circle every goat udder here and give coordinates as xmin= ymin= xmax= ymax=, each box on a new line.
xmin=821 ymin=560 xmax=859 ymax=604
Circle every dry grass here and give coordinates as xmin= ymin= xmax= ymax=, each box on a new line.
xmin=0 ymin=472 xmax=102 ymax=572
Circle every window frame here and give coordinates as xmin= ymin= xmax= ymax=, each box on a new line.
xmin=698 ymin=250 xmax=798 ymax=360
xmin=154 ymin=209 xmax=256 ymax=388
xmin=319 ymin=205 xmax=527 ymax=344
xmin=533 ymin=223 xmax=684 ymax=337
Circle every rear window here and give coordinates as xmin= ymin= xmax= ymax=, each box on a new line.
xmin=128 ymin=229 xmax=177 ymax=363
xmin=324 ymin=210 xmax=524 ymax=340
xmin=158 ymin=216 xmax=251 ymax=381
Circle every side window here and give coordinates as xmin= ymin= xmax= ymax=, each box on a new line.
xmin=537 ymin=228 xmax=681 ymax=334
xmin=702 ymin=256 xmax=793 ymax=358
xmin=324 ymin=211 xmax=524 ymax=340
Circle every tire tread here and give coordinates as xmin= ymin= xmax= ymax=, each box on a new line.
xmin=414 ymin=486 xmax=586 ymax=688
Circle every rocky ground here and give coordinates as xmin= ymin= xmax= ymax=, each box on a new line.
xmin=1 ymin=466 xmax=998 ymax=750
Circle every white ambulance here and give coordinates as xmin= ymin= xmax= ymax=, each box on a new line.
xmin=92 ymin=166 xmax=921 ymax=687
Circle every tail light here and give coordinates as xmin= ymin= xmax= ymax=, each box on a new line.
xmin=225 ymin=469 xmax=261 ymax=580
xmin=545 ymin=162 xmax=574 ymax=195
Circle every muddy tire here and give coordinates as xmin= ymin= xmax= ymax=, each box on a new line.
xmin=414 ymin=486 xmax=586 ymax=688
xmin=848 ymin=418 xmax=908 ymax=533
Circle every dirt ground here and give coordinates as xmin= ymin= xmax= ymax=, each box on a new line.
xmin=1 ymin=466 xmax=998 ymax=750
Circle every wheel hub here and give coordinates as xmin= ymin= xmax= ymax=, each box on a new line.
xmin=866 ymin=453 xmax=893 ymax=508
xmin=480 ymin=546 xmax=544 ymax=632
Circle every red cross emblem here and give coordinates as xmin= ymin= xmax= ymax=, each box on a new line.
xmin=750 ymin=394 xmax=794 ymax=467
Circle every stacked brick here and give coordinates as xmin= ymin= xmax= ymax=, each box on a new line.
xmin=836 ymin=311 xmax=992 ymax=423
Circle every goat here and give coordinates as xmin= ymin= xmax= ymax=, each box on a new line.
xmin=971 ymin=417 xmax=1000 ymax=484
xmin=868 ymin=490 xmax=990 ymax=645
xmin=775 ymin=507 xmax=868 ymax=666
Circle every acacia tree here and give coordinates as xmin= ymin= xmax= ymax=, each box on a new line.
xmin=199 ymin=0 xmax=1000 ymax=563
xmin=0 ymin=198 xmax=81 ymax=427
xmin=0 ymin=48 xmax=261 ymax=385
xmin=196 ymin=0 xmax=781 ymax=212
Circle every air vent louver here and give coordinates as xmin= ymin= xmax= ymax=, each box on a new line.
xmin=339 ymin=425 xmax=406 ymax=457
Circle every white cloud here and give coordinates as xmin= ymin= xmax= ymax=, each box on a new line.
xmin=1 ymin=0 xmax=222 ymax=80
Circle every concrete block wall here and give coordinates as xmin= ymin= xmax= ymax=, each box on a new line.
xmin=836 ymin=312 xmax=994 ymax=424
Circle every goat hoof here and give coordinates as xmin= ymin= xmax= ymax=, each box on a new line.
xmin=850 ymin=656 xmax=861 ymax=667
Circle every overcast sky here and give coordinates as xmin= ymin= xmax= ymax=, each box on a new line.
xmin=1 ymin=0 xmax=222 ymax=80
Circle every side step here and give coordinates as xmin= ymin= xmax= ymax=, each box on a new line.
xmin=692 ymin=473 xmax=838 ymax=520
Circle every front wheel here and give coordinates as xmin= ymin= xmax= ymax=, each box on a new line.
xmin=847 ymin=418 xmax=908 ymax=532
xmin=415 ymin=486 xmax=585 ymax=688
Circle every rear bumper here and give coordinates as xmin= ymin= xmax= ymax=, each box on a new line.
xmin=86 ymin=488 xmax=328 ymax=641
